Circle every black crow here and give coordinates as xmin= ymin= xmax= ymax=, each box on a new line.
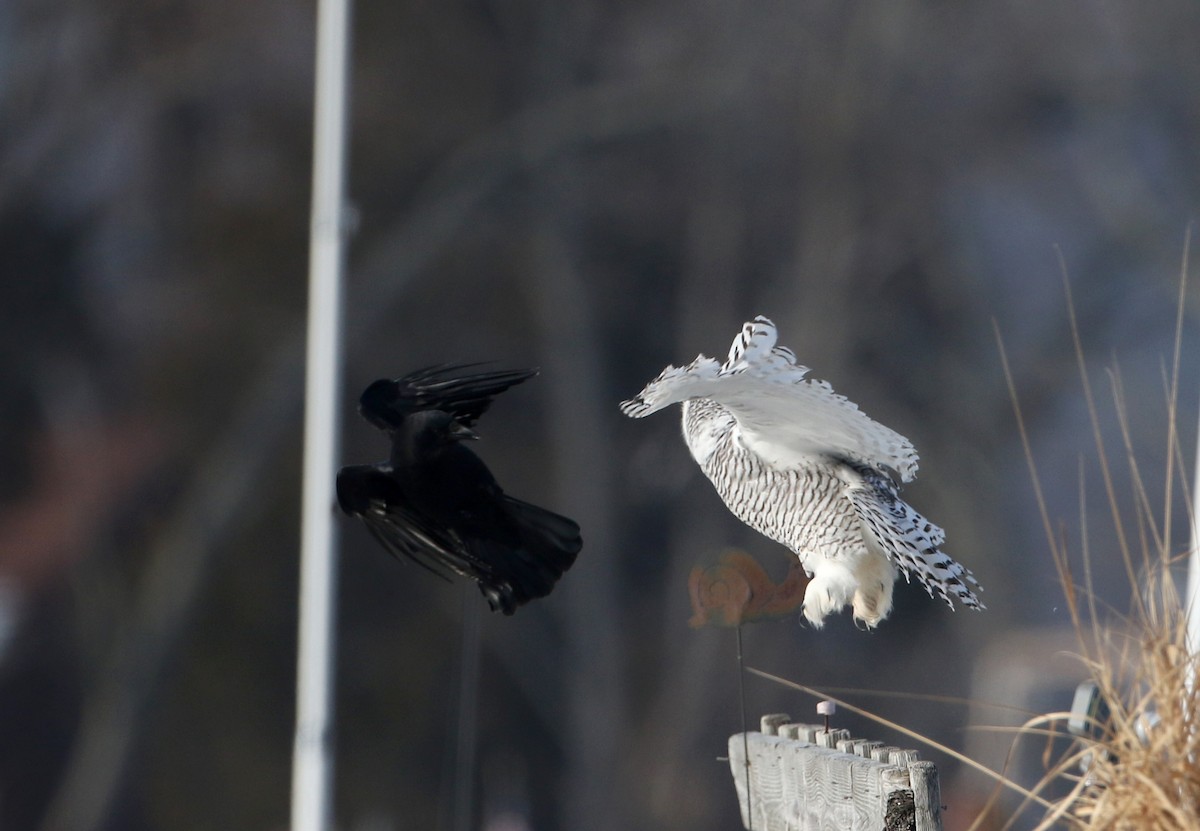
xmin=337 ymin=365 xmax=582 ymax=614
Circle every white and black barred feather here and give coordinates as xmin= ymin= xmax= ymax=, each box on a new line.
xmin=621 ymin=316 xmax=982 ymax=628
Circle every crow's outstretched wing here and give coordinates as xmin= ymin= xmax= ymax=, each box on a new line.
xmin=336 ymin=463 xmax=581 ymax=614
xmin=358 ymin=364 xmax=538 ymax=431
xmin=619 ymin=316 xmax=919 ymax=482
xmin=336 ymin=465 xmax=494 ymax=582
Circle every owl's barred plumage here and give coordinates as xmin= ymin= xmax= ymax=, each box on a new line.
xmin=621 ymin=316 xmax=983 ymax=628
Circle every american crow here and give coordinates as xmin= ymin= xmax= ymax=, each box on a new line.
xmin=337 ymin=365 xmax=582 ymax=614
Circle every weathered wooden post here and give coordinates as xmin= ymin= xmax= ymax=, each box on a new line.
xmin=728 ymin=714 xmax=942 ymax=831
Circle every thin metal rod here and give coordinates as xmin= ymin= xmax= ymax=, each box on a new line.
xmin=736 ymin=625 xmax=753 ymax=830
xmin=291 ymin=0 xmax=351 ymax=825
xmin=450 ymin=584 xmax=482 ymax=831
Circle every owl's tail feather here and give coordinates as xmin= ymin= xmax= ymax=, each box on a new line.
xmin=846 ymin=462 xmax=984 ymax=613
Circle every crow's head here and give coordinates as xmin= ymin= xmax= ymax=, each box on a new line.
xmin=358 ymin=378 xmax=401 ymax=430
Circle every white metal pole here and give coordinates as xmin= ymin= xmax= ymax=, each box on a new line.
xmin=292 ymin=0 xmax=351 ymax=825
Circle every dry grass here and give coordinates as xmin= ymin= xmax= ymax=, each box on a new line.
xmin=995 ymin=244 xmax=1200 ymax=830
xmin=1011 ymin=570 xmax=1200 ymax=830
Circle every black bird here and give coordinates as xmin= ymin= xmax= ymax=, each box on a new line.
xmin=337 ymin=365 xmax=582 ymax=614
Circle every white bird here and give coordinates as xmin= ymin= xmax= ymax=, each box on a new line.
xmin=620 ymin=316 xmax=982 ymax=628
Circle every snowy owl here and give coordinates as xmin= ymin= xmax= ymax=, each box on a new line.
xmin=620 ymin=316 xmax=982 ymax=628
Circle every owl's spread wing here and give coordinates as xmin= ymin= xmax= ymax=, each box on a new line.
xmin=620 ymin=316 xmax=919 ymax=481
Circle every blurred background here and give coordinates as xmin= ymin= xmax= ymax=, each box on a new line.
xmin=3 ymin=1 xmax=1199 ymax=829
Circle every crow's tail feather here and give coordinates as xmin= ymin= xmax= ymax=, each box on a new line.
xmin=477 ymin=498 xmax=582 ymax=614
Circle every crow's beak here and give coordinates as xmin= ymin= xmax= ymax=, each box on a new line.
xmin=450 ymin=422 xmax=479 ymax=441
